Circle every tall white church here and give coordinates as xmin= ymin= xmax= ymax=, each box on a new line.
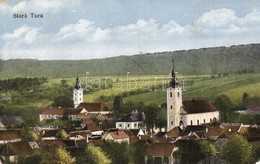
xmin=166 ymin=61 xmax=219 ymax=132
xmin=73 ymin=76 xmax=83 ymax=108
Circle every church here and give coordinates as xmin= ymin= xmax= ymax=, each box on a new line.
xmin=166 ymin=61 xmax=219 ymax=131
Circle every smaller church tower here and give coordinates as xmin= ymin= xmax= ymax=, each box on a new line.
xmin=73 ymin=75 xmax=83 ymax=108
xmin=166 ymin=60 xmax=183 ymax=131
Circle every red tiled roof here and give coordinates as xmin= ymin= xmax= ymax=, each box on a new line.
xmin=0 ymin=130 xmax=23 ymax=140
xmin=182 ymin=99 xmax=218 ymax=114
xmin=221 ymin=124 xmax=242 ymax=132
xmin=206 ymin=126 xmax=224 ymax=138
xmin=109 ymin=130 xmax=129 ymax=139
xmin=77 ymin=102 xmax=110 ymax=112
xmin=145 ymin=143 xmax=175 ymax=157
xmin=166 ymin=127 xmax=182 ymax=138
xmin=3 ymin=141 xmax=33 ymax=155
xmin=89 ymin=139 xmax=105 ymax=146
xmin=181 ymin=125 xmax=206 ymax=136
xmin=40 ymin=108 xmax=82 ymax=115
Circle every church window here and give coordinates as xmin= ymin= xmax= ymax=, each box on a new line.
xmin=204 ymin=119 xmax=206 ymax=123
xmin=190 ymin=120 xmax=193 ymax=125
xmin=197 ymin=120 xmax=199 ymax=125
xmin=171 ymin=121 xmax=173 ymax=125
xmin=177 ymin=92 xmax=179 ymax=97
xmin=170 ymin=105 xmax=172 ymax=109
xmin=170 ymin=92 xmax=172 ymax=97
xmin=210 ymin=118 xmax=212 ymax=122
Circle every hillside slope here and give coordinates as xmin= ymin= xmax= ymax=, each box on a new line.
xmin=0 ymin=44 xmax=259 ymax=79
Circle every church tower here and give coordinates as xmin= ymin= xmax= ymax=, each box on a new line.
xmin=73 ymin=76 xmax=83 ymax=108
xmin=166 ymin=60 xmax=183 ymax=131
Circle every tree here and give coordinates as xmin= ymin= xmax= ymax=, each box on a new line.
xmin=113 ymin=95 xmax=123 ymax=112
xmin=85 ymin=146 xmax=111 ymax=164
xmin=144 ymin=104 xmax=160 ymax=133
xmin=102 ymin=141 xmax=130 ymax=164
xmin=155 ymin=108 xmax=167 ymax=131
xmin=52 ymin=95 xmax=74 ymax=108
xmin=199 ymin=140 xmax=217 ymax=157
xmin=41 ymin=147 xmax=75 ymax=164
xmin=215 ymin=94 xmax=233 ymax=123
xmin=56 ymin=129 xmax=69 ymax=139
xmin=241 ymin=92 xmax=249 ymax=110
xmin=18 ymin=149 xmax=43 ymax=164
xmin=222 ymin=134 xmax=254 ymax=164
xmin=21 ymin=127 xmax=39 ymax=141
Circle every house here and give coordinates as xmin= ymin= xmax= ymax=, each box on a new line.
xmin=0 ymin=130 xmax=23 ymax=143
xmin=41 ymin=129 xmax=59 ymax=140
xmin=205 ymin=126 xmax=224 ymax=140
xmin=103 ymin=129 xmax=129 ymax=144
xmin=0 ymin=141 xmax=33 ymax=163
xmin=0 ymin=116 xmax=24 ymax=128
xmin=80 ymin=120 xmax=101 ymax=131
xmin=39 ymin=108 xmax=87 ymax=121
xmin=166 ymin=60 xmax=219 ymax=131
xmin=125 ymin=129 xmax=145 ymax=144
xmin=39 ymin=139 xmax=67 ymax=148
xmin=165 ymin=127 xmax=182 ymax=139
xmin=77 ymin=102 xmax=111 ymax=115
xmin=116 ymin=110 xmax=144 ymax=129
xmin=69 ymin=130 xmax=91 ymax=140
xmin=144 ymin=143 xmax=178 ymax=164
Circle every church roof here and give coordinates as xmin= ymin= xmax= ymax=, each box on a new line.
xmin=169 ymin=59 xmax=179 ymax=88
xmin=76 ymin=102 xmax=110 ymax=112
xmin=40 ymin=108 xmax=83 ymax=115
xmin=74 ymin=76 xmax=81 ymax=89
xmin=182 ymin=99 xmax=218 ymax=114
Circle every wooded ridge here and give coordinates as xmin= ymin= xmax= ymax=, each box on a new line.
xmin=0 ymin=44 xmax=259 ymax=79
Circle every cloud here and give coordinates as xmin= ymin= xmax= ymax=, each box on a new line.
xmin=57 ymin=19 xmax=95 ymax=41
xmin=1 ymin=7 xmax=260 ymax=60
xmin=2 ymin=25 xmax=41 ymax=44
xmin=194 ymin=8 xmax=237 ymax=28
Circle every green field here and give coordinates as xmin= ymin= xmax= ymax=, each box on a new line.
xmin=1 ymin=73 xmax=258 ymax=125
xmin=56 ymin=73 xmax=260 ymax=107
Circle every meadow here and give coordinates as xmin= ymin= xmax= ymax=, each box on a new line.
xmin=0 ymin=73 xmax=258 ymax=125
xmin=50 ymin=73 xmax=260 ymax=107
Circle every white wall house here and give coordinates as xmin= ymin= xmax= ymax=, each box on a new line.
xmin=39 ymin=108 xmax=87 ymax=121
xmin=116 ymin=110 xmax=144 ymax=129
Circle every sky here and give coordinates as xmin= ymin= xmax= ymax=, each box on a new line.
xmin=0 ymin=0 xmax=260 ymax=60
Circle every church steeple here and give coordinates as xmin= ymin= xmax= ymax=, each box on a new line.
xmin=74 ymin=74 xmax=81 ymax=89
xmin=166 ymin=59 xmax=182 ymax=131
xmin=169 ymin=59 xmax=179 ymax=88
xmin=73 ymin=74 xmax=83 ymax=108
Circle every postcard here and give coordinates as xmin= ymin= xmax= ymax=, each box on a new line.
xmin=0 ymin=0 xmax=259 ymax=163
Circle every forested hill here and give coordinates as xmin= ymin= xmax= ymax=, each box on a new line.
xmin=0 ymin=44 xmax=259 ymax=79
